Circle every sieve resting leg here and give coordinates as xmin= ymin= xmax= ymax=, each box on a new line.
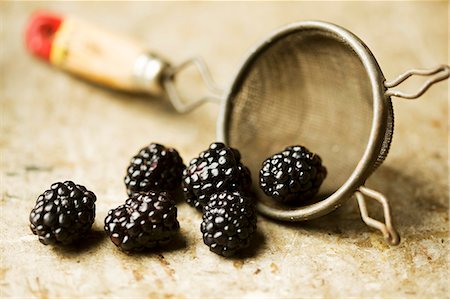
xmin=355 ymin=186 xmax=400 ymax=245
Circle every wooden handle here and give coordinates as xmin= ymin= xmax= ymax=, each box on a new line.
xmin=26 ymin=12 xmax=168 ymax=94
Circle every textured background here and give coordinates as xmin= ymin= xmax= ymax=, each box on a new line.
xmin=1 ymin=1 xmax=448 ymax=298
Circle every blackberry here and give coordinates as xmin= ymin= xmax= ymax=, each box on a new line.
xmin=104 ymin=191 xmax=179 ymax=251
xmin=259 ymin=145 xmax=327 ymax=204
xmin=201 ymin=191 xmax=257 ymax=257
xmin=182 ymin=142 xmax=252 ymax=209
xmin=124 ymin=143 xmax=185 ymax=196
xmin=29 ymin=181 xmax=96 ymax=245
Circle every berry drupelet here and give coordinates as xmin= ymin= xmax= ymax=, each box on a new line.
xmin=104 ymin=191 xmax=179 ymax=251
xmin=29 ymin=181 xmax=96 ymax=245
xmin=182 ymin=142 xmax=252 ymax=209
xmin=259 ymin=145 xmax=327 ymax=204
xmin=201 ymin=191 xmax=257 ymax=257
xmin=124 ymin=143 xmax=185 ymax=196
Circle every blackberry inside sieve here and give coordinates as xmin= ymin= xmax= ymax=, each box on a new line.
xmin=27 ymin=15 xmax=449 ymax=245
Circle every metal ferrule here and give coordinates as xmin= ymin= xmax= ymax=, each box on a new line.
xmin=132 ymin=52 xmax=170 ymax=95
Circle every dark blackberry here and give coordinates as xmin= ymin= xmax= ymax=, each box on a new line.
xmin=201 ymin=191 xmax=257 ymax=257
xmin=182 ymin=142 xmax=252 ymax=209
xmin=104 ymin=191 xmax=179 ymax=251
xmin=29 ymin=181 xmax=96 ymax=245
xmin=259 ymin=145 xmax=327 ymax=204
xmin=124 ymin=143 xmax=185 ymax=196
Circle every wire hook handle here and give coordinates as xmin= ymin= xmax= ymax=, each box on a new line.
xmin=163 ymin=57 xmax=223 ymax=113
xmin=384 ymin=65 xmax=449 ymax=99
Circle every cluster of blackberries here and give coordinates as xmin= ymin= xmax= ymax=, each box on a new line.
xmin=104 ymin=191 xmax=180 ymax=251
xmin=182 ymin=143 xmax=257 ymax=256
xmin=29 ymin=143 xmax=184 ymax=252
xmin=29 ymin=141 xmax=326 ymax=257
xmin=107 ymin=143 xmax=184 ymax=251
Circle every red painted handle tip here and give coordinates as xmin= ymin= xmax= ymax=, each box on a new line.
xmin=25 ymin=11 xmax=63 ymax=61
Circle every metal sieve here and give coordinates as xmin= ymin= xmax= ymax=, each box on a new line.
xmin=28 ymin=15 xmax=449 ymax=245
xmin=214 ymin=21 xmax=448 ymax=245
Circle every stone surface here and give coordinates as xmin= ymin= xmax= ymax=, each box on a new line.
xmin=0 ymin=2 xmax=448 ymax=298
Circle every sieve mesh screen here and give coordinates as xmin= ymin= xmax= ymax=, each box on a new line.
xmin=226 ymin=29 xmax=393 ymax=208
